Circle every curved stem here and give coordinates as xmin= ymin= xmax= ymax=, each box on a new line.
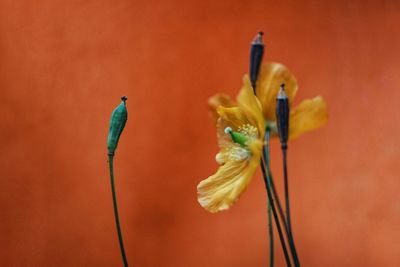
xmin=260 ymin=160 xmax=291 ymax=267
xmin=267 ymin=187 xmax=274 ymax=267
xmin=283 ymin=148 xmax=291 ymax=231
xmin=282 ymin=148 xmax=300 ymax=267
xmin=108 ymin=155 xmax=129 ymax=267
xmin=264 ymin=131 xmax=288 ymax=230
xmin=263 ymin=130 xmax=300 ymax=266
xmin=264 ymin=132 xmax=274 ymax=267
xmin=264 ymin=147 xmax=287 ymax=229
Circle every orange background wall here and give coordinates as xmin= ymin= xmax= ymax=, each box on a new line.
xmin=0 ymin=0 xmax=399 ymax=266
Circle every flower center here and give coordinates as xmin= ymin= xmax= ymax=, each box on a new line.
xmin=215 ymin=124 xmax=258 ymax=164
xmin=224 ymin=124 xmax=258 ymax=146
xmin=224 ymin=127 xmax=248 ymax=146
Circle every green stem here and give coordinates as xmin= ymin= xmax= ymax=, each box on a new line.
xmin=269 ymin=173 xmax=287 ymax=231
xmin=260 ymin=159 xmax=291 ymax=267
xmin=108 ymin=155 xmax=129 ymax=267
xmin=263 ymin=130 xmax=279 ymax=267
xmin=282 ymin=148 xmax=300 ymax=267
xmin=264 ymin=131 xmax=274 ymax=267
xmin=267 ymin=191 xmax=274 ymax=267
xmin=263 ymin=132 xmax=286 ymax=228
xmin=264 ymin=131 xmax=300 ymax=267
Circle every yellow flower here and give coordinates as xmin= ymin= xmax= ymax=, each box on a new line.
xmin=199 ymin=62 xmax=328 ymax=213
xmin=256 ymin=62 xmax=328 ymax=139
xmin=197 ymin=76 xmax=264 ymax=213
xmin=208 ymin=63 xmax=328 ymax=140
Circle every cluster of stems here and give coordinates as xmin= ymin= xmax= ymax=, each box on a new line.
xmin=260 ymin=130 xmax=300 ymax=267
xmin=249 ymin=32 xmax=299 ymax=267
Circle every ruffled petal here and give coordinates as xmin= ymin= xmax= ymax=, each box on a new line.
xmin=199 ymin=77 xmax=265 ymax=213
xmin=237 ymin=76 xmax=265 ymax=138
xmin=214 ymin=80 xmax=265 ymax=165
xmin=208 ymin=94 xmax=235 ymax=119
xmin=197 ymin=139 xmax=262 ymax=213
xmin=197 ymin=160 xmax=250 ymax=213
xmin=217 ymin=106 xmax=248 ymax=130
xmin=289 ymin=96 xmax=328 ymax=139
xmin=256 ymin=63 xmax=298 ymax=121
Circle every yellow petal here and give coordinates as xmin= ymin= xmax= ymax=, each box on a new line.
xmin=237 ymin=76 xmax=265 ymax=138
xmin=217 ymin=106 xmax=247 ymax=130
xmin=208 ymin=94 xmax=235 ymax=119
xmin=197 ymin=139 xmax=262 ymax=213
xmin=212 ymin=76 xmax=265 ymax=138
xmin=289 ymin=96 xmax=328 ymax=139
xmin=215 ymin=118 xmax=235 ymax=164
xmin=215 ymin=79 xmax=265 ymax=164
xmin=256 ymin=63 xmax=298 ymax=121
xmin=215 ymin=108 xmax=253 ymax=164
xmin=197 ymin=160 xmax=250 ymax=213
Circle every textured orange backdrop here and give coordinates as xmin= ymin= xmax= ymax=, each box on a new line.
xmin=1 ymin=0 xmax=399 ymax=266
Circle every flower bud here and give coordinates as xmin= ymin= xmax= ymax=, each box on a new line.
xmin=276 ymin=84 xmax=289 ymax=148
xmin=107 ymin=96 xmax=128 ymax=156
xmin=249 ymin=32 xmax=264 ymax=92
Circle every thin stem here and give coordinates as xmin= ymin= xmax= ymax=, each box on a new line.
xmin=264 ymin=146 xmax=287 ymax=229
xmin=282 ymin=147 xmax=300 ymax=267
xmin=108 ymin=155 xmax=129 ymax=267
xmin=264 ymin=131 xmax=300 ymax=267
xmin=267 ymin=189 xmax=274 ymax=267
xmin=283 ymin=148 xmax=291 ymax=231
xmin=264 ymin=132 xmax=274 ymax=267
xmin=264 ymin=132 xmax=288 ymax=234
xmin=260 ymin=160 xmax=292 ymax=267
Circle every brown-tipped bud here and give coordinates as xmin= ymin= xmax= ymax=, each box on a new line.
xmin=107 ymin=97 xmax=128 ymax=156
xmin=249 ymin=32 xmax=264 ymax=93
xmin=276 ymin=83 xmax=289 ymax=148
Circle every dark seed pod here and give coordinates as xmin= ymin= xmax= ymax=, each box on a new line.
xmin=249 ymin=32 xmax=264 ymax=92
xmin=276 ymin=84 xmax=289 ymax=148
xmin=107 ymin=96 xmax=128 ymax=156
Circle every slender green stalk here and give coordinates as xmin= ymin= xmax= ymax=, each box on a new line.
xmin=263 ymin=132 xmax=286 ymax=227
xmin=264 ymin=130 xmax=274 ymax=267
xmin=264 ymin=131 xmax=274 ymax=267
xmin=108 ymin=155 xmax=129 ymax=267
xmin=283 ymin=148 xmax=291 ymax=231
xmin=264 ymin=131 xmax=300 ymax=267
xmin=260 ymin=159 xmax=291 ymax=267
xmin=269 ymin=172 xmax=286 ymax=230
xmin=267 ymin=165 xmax=301 ymax=267
xmin=267 ymin=181 xmax=274 ymax=267
xmin=281 ymin=148 xmax=300 ymax=267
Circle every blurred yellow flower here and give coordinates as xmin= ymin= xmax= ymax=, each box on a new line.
xmin=256 ymin=62 xmax=328 ymax=139
xmin=197 ymin=76 xmax=264 ymax=213
xmin=199 ymin=62 xmax=328 ymax=213
xmin=209 ymin=63 xmax=328 ymax=140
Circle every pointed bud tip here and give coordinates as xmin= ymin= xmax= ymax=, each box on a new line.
xmin=277 ymin=83 xmax=288 ymax=99
xmin=121 ymin=96 xmax=128 ymax=101
xmin=252 ymin=32 xmax=264 ymax=45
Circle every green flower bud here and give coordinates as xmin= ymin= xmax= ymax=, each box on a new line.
xmin=107 ymin=96 xmax=128 ymax=156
